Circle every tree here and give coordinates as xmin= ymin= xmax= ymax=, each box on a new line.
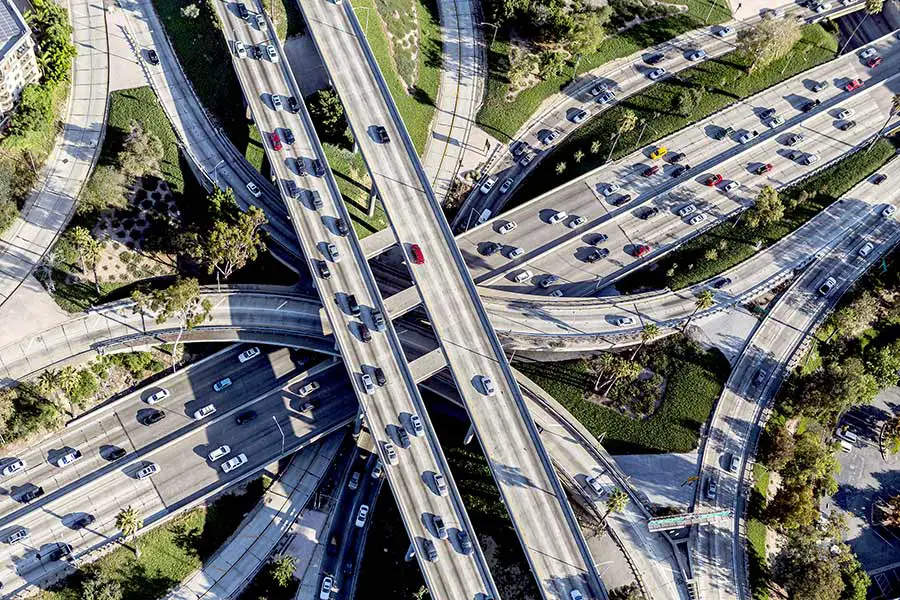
xmin=36 ymin=368 xmax=61 ymax=398
xmin=609 ymin=583 xmax=642 ymax=600
xmin=766 ymin=482 xmax=819 ymax=530
xmin=181 ymin=2 xmax=200 ymax=18
xmin=607 ymin=110 xmax=637 ymax=162
xmin=630 ymin=323 xmax=659 ymax=361
xmin=555 ymin=161 xmax=567 ymax=175
xmin=682 ymin=289 xmax=714 ymax=332
xmin=26 ymin=0 xmax=77 ymax=83
xmin=193 ymin=206 xmax=267 ymax=280
xmin=81 ymin=568 xmax=123 ymax=600
xmin=590 ymin=139 xmax=601 ymax=154
xmin=602 ymin=488 xmax=628 ymax=523
xmin=270 ymin=555 xmax=296 ymax=587
xmin=874 ymin=93 xmax=900 ymax=143
xmin=772 ymin=536 xmax=843 ymax=600
xmin=746 ymin=185 xmax=784 ymax=229
xmin=119 ymin=121 xmax=163 ymax=179
xmin=758 ymin=423 xmax=795 ymax=471
xmin=881 ymin=494 xmax=900 ymax=528
xmin=131 ymin=278 xmax=212 ymax=371
xmin=866 ymin=0 xmax=884 ymax=12
xmin=307 ymin=88 xmax=352 ymax=147
xmin=58 ymin=366 xmax=80 ymax=397
xmin=564 ymin=7 xmax=612 ymax=58
xmin=867 ymin=340 xmax=900 ymax=388
xmin=737 ymin=15 xmax=802 ymax=73
xmin=831 ymin=290 xmax=880 ymax=337
xmin=115 ymin=505 xmax=143 ymax=557
xmin=67 ymin=226 xmax=101 ymax=292
xmin=573 ymin=149 xmax=584 ymax=163
xmin=205 ymin=186 xmax=241 ymax=222
xmin=884 ymin=416 xmax=900 ymax=455
xmin=7 ymin=84 xmax=52 ymax=137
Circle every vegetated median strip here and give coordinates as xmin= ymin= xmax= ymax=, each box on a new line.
xmin=508 ymin=23 xmax=838 ymax=206
xmin=617 ymin=137 xmax=897 ymax=293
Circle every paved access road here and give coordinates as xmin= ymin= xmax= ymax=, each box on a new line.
xmin=0 ymin=350 xmax=357 ymax=594
xmin=458 ymin=32 xmax=900 ymax=292
xmin=297 ymin=1 xmax=605 ymax=598
xmin=691 ymin=172 xmax=900 ymax=600
xmin=213 ymin=4 xmax=499 ymax=599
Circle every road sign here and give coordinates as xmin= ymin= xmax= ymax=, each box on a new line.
xmin=647 ymin=509 xmax=731 ymax=532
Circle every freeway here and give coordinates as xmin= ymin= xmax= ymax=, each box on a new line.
xmin=457 ymin=31 xmax=900 ymax=293
xmin=297 ymin=0 xmax=606 ymax=597
xmin=212 ymin=4 xmax=500 ymax=599
xmin=0 ymin=349 xmax=357 ymax=594
xmin=691 ymin=165 xmax=900 ymax=600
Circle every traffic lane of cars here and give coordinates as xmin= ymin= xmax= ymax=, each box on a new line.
xmin=470 ymin=78 xmax=897 ymax=293
xmin=462 ymin=34 xmax=900 ymax=281
xmin=0 ymin=346 xmax=296 ymax=515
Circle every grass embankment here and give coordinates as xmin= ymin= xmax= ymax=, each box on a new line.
xmin=358 ymin=0 xmax=441 ymax=154
xmin=268 ymin=0 xmax=306 ymax=41
xmin=747 ymin=463 xmax=771 ymax=600
xmin=476 ymin=0 xmax=731 ymax=141
xmin=357 ymin=415 xmax=539 ymax=599
xmin=40 ymin=478 xmax=267 ymax=600
xmin=508 ymin=24 xmax=837 ymax=204
xmin=517 ymin=335 xmax=730 ymax=454
xmin=617 ymin=138 xmax=897 ymax=292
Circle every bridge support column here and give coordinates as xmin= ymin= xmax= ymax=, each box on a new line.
xmin=463 ymin=423 xmax=476 ymax=446
xmin=368 ymin=185 xmax=378 ymax=218
xmin=405 ymin=542 xmax=417 ymax=562
xmin=353 ymin=409 xmax=364 ymax=436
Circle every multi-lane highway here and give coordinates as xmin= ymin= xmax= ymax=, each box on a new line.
xmin=297 ymin=0 xmax=606 ymax=597
xmin=692 ymin=163 xmax=900 ymax=600
xmin=0 ymin=348 xmax=355 ymax=594
xmin=212 ymin=4 xmax=500 ymax=598
xmin=458 ymin=33 xmax=900 ymax=295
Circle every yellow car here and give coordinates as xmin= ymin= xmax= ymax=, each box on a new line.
xmin=650 ymin=146 xmax=668 ymax=160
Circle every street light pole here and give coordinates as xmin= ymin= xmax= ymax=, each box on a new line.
xmin=272 ymin=415 xmax=286 ymax=456
xmin=480 ymin=22 xmax=499 ymax=46
xmin=212 ymin=159 xmax=224 ymax=187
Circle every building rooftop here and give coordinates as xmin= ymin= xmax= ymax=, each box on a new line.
xmin=0 ymin=0 xmax=29 ymax=64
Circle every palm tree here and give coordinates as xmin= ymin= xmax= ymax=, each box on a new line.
xmin=606 ymin=110 xmax=638 ymax=162
xmin=593 ymin=353 xmax=616 ymax=392
xmin=115 ymin=506 xmax=143 ymax=557
xmin=631 ymin=323 xmax=660 ymax=361
xmin=69 ymin=227 xmax=102 ymax=293
xmin=880 ymin=494 xmax=900 ymax=529
xmin=683 ymin=289 xmax=715 ymax=332
xmin=602 ymin=488 xmax=629 ymax=524
xmin=603 ymin=357 xmax=641 ymax=396
xmin=58 ymin=366 xmax=79 ymax=397
xmin=36 ymin=369 xmax=61 ymax=398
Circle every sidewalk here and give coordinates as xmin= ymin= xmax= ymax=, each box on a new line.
xmin=164 ymin=433 xmax=343 ymax=600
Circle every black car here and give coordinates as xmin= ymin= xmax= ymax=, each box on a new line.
xmin=639 ymin=207 xmax=660 ymax=220
xmin=612 ymin=194 xmax=632 ymax=207
xmin=713 ymin=126 xmax=734 ymax=140
xmin=801 ymin=99 xmax=820 ymax=112
xmin=316 ymin=260 xmax=331 ymax=279
xmin=375 ymin=125 xmax=390 ymax=143
xmin=874 ymin=174 xmax=888 ymax=185
xmin=373 ymin=367 xmax=386 ymax=386
xmin=20 ymin=487 xmax=44 ymax=503
xmin=785 ymin=133 xmax=804 ymax=146
xmin=44 ymin=544 xmax=72 ymax=562
xmin=107 ymin=447 xmax=127 ymax=461
xmin=313 ymin=159 xmax=325 ymax=176
xmin=590 ymin=233 xmax=608 ymax=246
xmin=251 ymin=45 xmax=262 ymax=59
xmin=483 ymin=242 xmax=501 ymax=256
xmin=839 ymin=120 xmax=857 ymax=131
xmin=812 ymin=80 xmax=828 ymax=92
xmin=787 ymin=149 xmax=802 ymax=161
xmin=359 ymin=323 xmax=372 ymax=342
xmin=142 ymin=409 xmax=166 ymax=425
xmin=288 ymin=96 xmax=300 ymax=113
xmin=712 ymin=277 xmax=731 ymax=289
xmin=335 ymin=218 xmax=349 ymax=236
xmin=237 ymin=2 xmax=249 ymax=18
xmin=585 ymin=248 xmax=609 ymax=263
xmin=295 ymin=157 xmax=307 ymax=176
xmin=146 ymin=49 xmax=159 ymax=65
xmin=72 ymin=515 xmax=95 ymax=530
xmin=645 ymin=52 xmax=665 ymax=65
xmin=235 ymin=411 xmax=257 ymax=425
xmin=283 ymin=129 xmax=295 ymax=145
xmin=760 ymin=108 xmax=776 ymax=120
xmin=667 ymin=152 xmax=685 ymax=163
xmin=671 ymin=164 xmax=690 ymax=178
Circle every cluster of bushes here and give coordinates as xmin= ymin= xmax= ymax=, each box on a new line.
xmin=608 ymin=0 xmax=680 ymax=29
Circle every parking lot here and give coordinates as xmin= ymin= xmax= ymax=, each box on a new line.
xmin=829 ymin=387 xmax=900 ymax=598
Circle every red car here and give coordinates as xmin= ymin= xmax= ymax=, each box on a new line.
xmin=754 ymin=163 xmax=774 ymax=175
xmin=409 ymin=244 xmax=425 ymax=264
xmin=705 ymin=174 xmax=723 ymax=187
xmin=634 ymin=244 xmax=651 ymax=258
xmin=270 ymin=131 xmax=282 ymax=151
xmin=845 ymin=78 xmax=864 ymax=92
xmin=642 ymin=165 xmax=660 ymax=177
xmin=868 ymin=56 xmax=882 ymax=69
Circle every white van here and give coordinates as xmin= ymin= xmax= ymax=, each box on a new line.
xmin=514 ymin=270 xmax=533 ymax=283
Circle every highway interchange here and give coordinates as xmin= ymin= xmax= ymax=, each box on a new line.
xmin=0 ymin=0 xmax=897 ymax=599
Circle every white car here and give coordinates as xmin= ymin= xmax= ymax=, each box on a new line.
xmin=208 ymin=445 xmax=231 ymax=462
xmin=326 ymin=243 xmax=341 ymax=262
xmin=677 ymin=204 xmax=697 ymax=217
xmin=479 ymin=177 xmax=496 ymax=194
xmin=213 ymin=377 xmax=232 ymax=392
xmin=571 ymin=109 xmax=588 ymax=124
xmin=372 ymin=460 xmax=384 ymax=478
xmin=136 ymin=463 xmax=159 ymax=479
xmin=568 ymin=215 xmax=586 ymax=228
xmin=884 ymin=205 xmax=897 ymax=218
xmin=586 ymin=475 xmax=604 ymax=496
xmin=56 ymin=450 xmax=82 ymax=468
xmin=271 ymin=95 xmax=283 ymax=111
xmin=837 ymin=108 xmax=855 ymax=120
xmin=767 ymin=115 xmax=785 ymax=128
xmin=597 ymin=91 xmax=616 ymax=104
xmin=498 ymin=220 xmax=517 ymax=234
xmin=859 ymin=242 xmax=874 ymax=257
xmin=361 ymin=373 xmax=375 ymax=395
xmin=193 ymin=404 xmax=216 ymax=420
xmin=815 ymin=1 xmax=832 ymax=12
xmin=480 ymin=375 xmax=495 ymax=395
xmin=498 ymin=178 xmax=514 ymax=194
xmin=860 ymin=47 xmax=877 ymax=59
xmin=384 ymin=441 xmax=398 ymax=465
xmin=1 ymin=459 xmax=25 ymax=478
xmin=687 ymin=49 xmax=706 ymax=61
xmin=738 ymin=130 xmax=758 ymax=144
xmin=689 ymin=213 xmax=707 ymax=225
xmin=601 ymin=183 xmax=620 ymax=196
xmin=548 ymin=210 xmax=568 ymax=224
xmin=724 ymin=180 xmax=739 ymax=192
xmin=222 ymin=453 xmax=248 ymax=473
xmin=433 ymin=473 xmax=448 ymax=496
xmin=648 ymin=67 xmax=666 ymax=80
xmin=234 ymin=40 xmax=246 ymax=58
xmin=355 ymin=504 xmax=369 ymax=527
xmin=514 ymin=269 xmax=533 ymax=283
xmin=298 ymin=381 xmax=320 ymax=397
xmin=246 ymin=182 xmax=261 ymax=198
xmin=145 ymin=388 xmax=169 ymax=405
xmin=508 ymin=247 xmax=524 ymax=258
xmin=550 ymin=289 xmax=564 ymax=297
xmin=804 ymin=153 xmax=820 ymax=166
xmin=238 ymin=347 xmax=260 ymax=363
xmin=265 ymin=43 xmax=277 ymax=61
xmin=319 ymin=576 xmax=333 ymax=600
xmin=409 ymin=414 xmax=423 ymax=436
xmin=818 ymin=277 xmax=837 ymax=295
xmin=571 ymin=590 xmax=585 ymax=600
xmin=614 ymin=316 xmax=635 ymax=327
